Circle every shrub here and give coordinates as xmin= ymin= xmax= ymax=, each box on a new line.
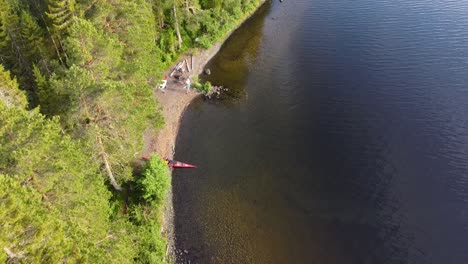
xmin=196 ymin=34 xmax=212 ymax=49
xmin=203 ymin=81 xmax=213 ymax=93
xmin=138 ymin=155 xmax=170 ymax=204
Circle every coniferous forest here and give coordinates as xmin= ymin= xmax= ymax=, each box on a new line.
xmin=0 ymin=0 xmax=262 ymax=262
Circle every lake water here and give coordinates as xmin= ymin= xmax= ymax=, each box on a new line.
xmin=173 ymin=0 xmax=468 ymax=263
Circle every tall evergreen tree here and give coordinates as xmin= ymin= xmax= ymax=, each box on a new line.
xmin=0 ymin=0 xmax=26 ymax=72
xmin=46 ymin=0 xmax=76 ymax=64
xmin=0 ymin=0 xmax=14 ymax=63
xmin=20 ymin=11 xmax=46 ymax=62
xmin=46 ymin=0 xmax=76 ymax=34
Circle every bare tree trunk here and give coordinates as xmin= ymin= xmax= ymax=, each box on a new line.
xmin=96 ymin=134 xmax=122 ymax=191
xmin=173 ymin=4 xmax=182 ymax=50
xmin=50 ymin=36 xmax=65 ymax=65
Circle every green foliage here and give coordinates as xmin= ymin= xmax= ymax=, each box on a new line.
xmin=20 ymin=11 xmax=46 ymax=61
xmin=44 ymin=64 xmax=93 ymax=121
xmin=203 ymin=81 xmax=213 ymax=93
xmin=138 ymin=155 xmax=170 ymax=204
xmin=130 ymin=205 xmax=167 ymax=264
xmin=0 ymin=0 xmax=26 ymax=73
xmin=193 ymin=80 xmax=212 ymax=93
xmin=199 ymin=0 xmax=222 ymax=10
xmin=193 ymin=81 xmax=203 ymax=89
xmin=65 ymin=18 xmax=122 ymax=80
xmin=0 ymin=174 xmax=136 ymax=263
xmin=46 ymin=0 xmax=76 ymax=34
xmin=0 ymin=100 xmax=136 ymax=263
xmin=100 ymin=0 xmax=160 ymax=86
xmin=0 ymin=175 xmax=69 ymax=263
xmin=0 ymin=0 xmax=16 ymax=61
xmin=85 ymin=81 xmax=163 ymax=183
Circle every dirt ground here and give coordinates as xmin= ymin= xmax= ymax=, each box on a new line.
xmin=141 ymin=43 xmax=224 ymax=161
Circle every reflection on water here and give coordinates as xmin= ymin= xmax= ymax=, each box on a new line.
xmin=174 ymin=0 xmax=468 ymax=263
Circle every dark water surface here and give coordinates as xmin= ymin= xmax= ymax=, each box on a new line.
xmin=173 ymin=0 xmax=468 ymax=263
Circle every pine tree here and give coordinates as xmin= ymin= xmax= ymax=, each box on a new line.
xmin=102 ymin=0 xmax=161 ymax=85
xmin=46 ymin=0 xmax=76 ymax=34
xmin=0 ymin=0 xmax=25 ymax=70
xmin=64 ymin=18 xmax=123 ymax=81
xmin=0 ymin=0 xmax=43 ymax=103
xmin=20 ymin=11 xmax=46 ymax=62
xmin=46 ymin=0 xmax=76 ymax=65
xmin=0 ymin=0 xmax=13 ymax=62
xmin=32 ymin=63 xmax=56 ymax=115
xmin=0 ymin=175 xmax=69 ymax=263
xmin=0 ymin=13 xmax=10 ymax=65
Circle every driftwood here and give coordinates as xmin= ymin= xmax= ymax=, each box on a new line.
xmin=185 ymin=59 xmax=191 ymax=72
xmin=170 ymin=57 xmax=192 ymax=77
xmin=170 ymin=61 xmax=183 ymax=77
xmin=170 ymin=68 xmax=176 ymax=77
xmin=175 ymin=61 xmax=183 ymax=70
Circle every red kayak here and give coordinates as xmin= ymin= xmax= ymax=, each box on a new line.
xmin=140 ymin=157 xmax=196 ymax=168
xmin=166 ymin=159 xmax=197 ymax=168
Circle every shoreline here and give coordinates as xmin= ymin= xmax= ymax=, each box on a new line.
xmin=140 ymin=1 xmax=268 ymax=261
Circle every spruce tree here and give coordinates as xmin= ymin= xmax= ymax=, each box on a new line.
xmin=0 ymin=0 xmax=13 ymax=63
xmin=0 ymin=0 xmax=42 ymax=103
xmin=0 ymin=12 xmax=10 ymax=65
xmin=0 ymin=0 xmax=24 ymax=70
xmin=20 ymin=11 xmax=46 ymax=62
xmin=46 ymin=0 xmax=76 ymax=34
